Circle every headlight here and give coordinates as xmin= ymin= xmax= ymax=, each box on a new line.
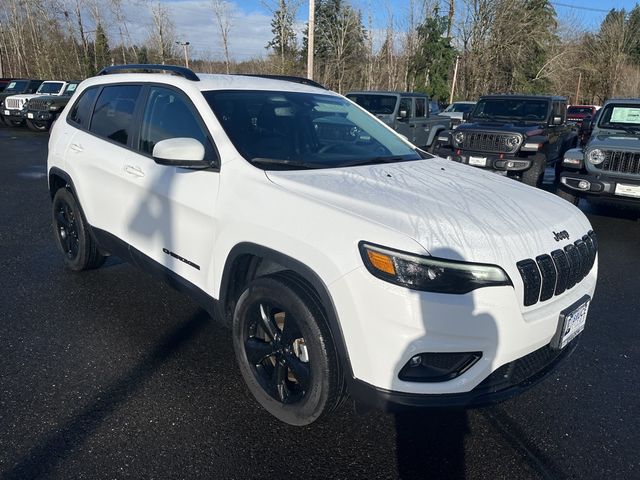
xmin=359 ymin=243 xmax=512 ymax=294
xmin=587 ymin=149 xmax=606 ymax=165
xmin=505 ymin=135 xmax=522 ymax=149
xmin=454 ymin=132 xmax=465 ymax=144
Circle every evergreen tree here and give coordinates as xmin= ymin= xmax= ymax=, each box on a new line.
xmin=94 ymin=23 xmax=111 ymax=72
xmin=266 ymin=0 xmax=298 ymax=72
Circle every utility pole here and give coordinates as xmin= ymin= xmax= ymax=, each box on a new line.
xmin=449 ymin=56 xmax=460 ymax=104
xmin=307 ymin=0 xmax=315 ymax=80
xmin=575 ymin=71 xmax=582 ymax=105
xmin=176 ymin=41 xmax=190 ymax=69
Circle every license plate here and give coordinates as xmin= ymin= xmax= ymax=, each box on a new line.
xmin=3 ymin=110 xmax=8 ymax=116
xmin=27 ymin=113 xmax=34 ymax=119
xmin=469 ymin=156 xmax=487 ymax=166
xmin=552 ymin=296 xmax=590 ymax=350
xmin=615 ymin=183 xmax=640 ymax=198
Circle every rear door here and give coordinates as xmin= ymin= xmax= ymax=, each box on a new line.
xmin=65 ymin=84 xmax=143 ymax=241
xmin=412 ymin=97 xmax=429 ymax=147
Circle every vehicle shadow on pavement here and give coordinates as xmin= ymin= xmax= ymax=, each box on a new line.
xmin=2 ymin=309 xmax=212 ymax=480
xmin=391 ymin=247 xmax=499 ymax=480
xmin=395 ymin=409 xmax=469 ymax=479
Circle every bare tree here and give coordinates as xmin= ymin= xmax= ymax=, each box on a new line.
xmin=212 ymin=0 xmax=233 ymax=73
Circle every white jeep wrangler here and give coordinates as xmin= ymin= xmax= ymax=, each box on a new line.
xmin=47 ymin=65 xmax=598 ymax=425
xmin=2 ymin=80 xmax=68 ymax=126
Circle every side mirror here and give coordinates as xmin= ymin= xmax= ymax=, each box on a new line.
xmin=397 ymin=109 xmax=408 ymax=120
xmin=152 ymin=137 xmax=209 ymax=168
xmin=581 ymin=118 xmax=592 ymax=131
xmin=462 ymin=111 xmax=470 ymax=121
xmin=552 ymin=116 xmax=562 ymax=126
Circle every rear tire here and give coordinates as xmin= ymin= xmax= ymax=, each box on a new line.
xmin=26 ymin=119 xmax=51 ymax=132
xmin=52 ymin=188 xmax=105 ymax=271
xmin=232 ymin=273 xmax=344 ymax=426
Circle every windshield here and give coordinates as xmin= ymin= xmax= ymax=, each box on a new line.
xmin=444 ymin=103 xmax=474 ymax=113
xmin=3 ymin=80 xmax=28 ymax=93
xmin=64 ymin=83 xmax=78 ymax=95
xmin=472 ymin=98 xmax=550 ymax=122
xmin=567 ymin=106 xmax=593 ymax=115
xmin=37 ymin=82 xmax=64 ymax=94
xmin=345 ymin=94 xmax=398 ymax=115
xmin=204 ymin=90 xmax=420 ymax=169
xmin=598 ymin=104 xmax=640 ymax=131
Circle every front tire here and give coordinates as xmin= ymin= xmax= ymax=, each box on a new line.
xmin=521 ymin=155 xmax=545 ymax=188
xmin=232 ymin=273 xmax=344 ymax=426
xmin=52 ymin=188 xmax=105 ymax=271
xmin=26 ymin=119 xmax=51 ymax=132
xmin=555 ymin=184 xmax=580 ymax=205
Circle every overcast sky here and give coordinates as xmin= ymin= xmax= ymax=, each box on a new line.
xmin=116 ymin=0 xmax=638 ymax=61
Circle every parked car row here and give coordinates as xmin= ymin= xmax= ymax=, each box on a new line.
xmin=0 ymin=78 xmax=79 ymax=131
xmin=350 ymin=90 xmax=638 ymax=207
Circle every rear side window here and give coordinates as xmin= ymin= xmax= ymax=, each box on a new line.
xmin=68 ymin=87 xmax=99 ymax=127
xmin=90 ymin=85 xmax=142 ymax=145
xmin=415 ymin=98 xmax=426 ymax=118
xmin=138 ymin=86 xmax=215 ymax=160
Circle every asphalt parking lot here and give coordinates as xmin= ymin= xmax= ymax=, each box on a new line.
xmin=0 ymin=124 xmax=638 ymax=480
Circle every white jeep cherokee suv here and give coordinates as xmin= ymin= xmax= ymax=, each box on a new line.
xmin=47 ymin=65 xmax=598 ymax=425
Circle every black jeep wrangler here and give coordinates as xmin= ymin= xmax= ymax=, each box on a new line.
xmin=557 ymin=99 xmax=640 ymax=205
xmin=446 ymin=94 xmax=577 ymax=187
xmin=0 ymin=79 xmax=43 ymax=126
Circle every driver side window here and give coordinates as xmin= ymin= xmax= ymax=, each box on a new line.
xmin=138 ymin=86 xmax=216 ymax=161
xmin=399 ymin=98 xmax=412 ymax=118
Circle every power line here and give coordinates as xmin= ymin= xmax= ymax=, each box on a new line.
xmin=550 ymin=1 xmax=615 ymax=13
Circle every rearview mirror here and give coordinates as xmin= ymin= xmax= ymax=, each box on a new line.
xmin=152 ymin=137 xmax=209 ymax=168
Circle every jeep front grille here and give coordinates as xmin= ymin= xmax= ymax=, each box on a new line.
xmin=516 ymin=231 xmax=597 ymax=307
xmin=462 ymin=132 xmax=520 ymax=153
xmin=596 ymin=151 xmax=640 ymax=175
xmin=5 ymin=98 xmax=25 ymax=110
xmin=28 ymin=99 xmax=49 ymax=111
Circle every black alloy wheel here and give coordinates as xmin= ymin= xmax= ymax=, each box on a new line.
xmin=51 ymin=188 xmax=105 ymax=271
xmin=232 ymin=273 xmax=344 ymax=425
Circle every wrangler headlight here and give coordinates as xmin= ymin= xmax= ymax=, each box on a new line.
xmin=505 ymin=135 xmax=522 ymax=149
xmin=359 ymin=243 xmax=512 ymax=294
xmin=454 ymin=131 xmax=465 ymax=144
xmin=587 ymin=149 xmax=606 ymax=165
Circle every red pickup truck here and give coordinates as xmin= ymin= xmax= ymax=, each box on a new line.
xmin=566 ymin=105 xmax=598 ymax=128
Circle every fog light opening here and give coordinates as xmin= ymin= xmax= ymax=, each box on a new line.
xmin=578 ymin=180 xmax=591 ymax=190
xmin=399 ymin=352 xmax=482 ymax=383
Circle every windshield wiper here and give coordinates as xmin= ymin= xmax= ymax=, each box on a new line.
xmin=342 ymin=156 xmax=411 ymax=167
xmin=250 ymin=157 xmax=325 ymax=170
xmin=609 ymin=123 xmax=640 ymax=135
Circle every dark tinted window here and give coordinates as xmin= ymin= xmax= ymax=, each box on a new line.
xmin=415 ymin=98 xmax=426 ymax=117
xmin=399 ymin=98 xmax=412 ymax=117
xmin=68 ymin=87 xmax=99 ymax=127
xmin=90 ymin=85 xmax=141 ymax=145
xmin=139 ymin=86 xmax=215 ymax=160
xmin=3 ymin=80 xmax=28 ymax=93
xmin=346 ymin=94 xmax=397 ymax=115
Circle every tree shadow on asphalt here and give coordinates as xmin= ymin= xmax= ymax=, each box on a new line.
xmin=2 ymin=309 xmax=211 ymax=480
xmin=395 ymin=409 xmax=469 ymax=479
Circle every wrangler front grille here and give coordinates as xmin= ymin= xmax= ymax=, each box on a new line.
xmin=597 ymin=151 xmax=640 ymax=175
xmin=27 ymin=99 xmax=49 ymax=111
xmin=516 ymin=231 xmax=597 ymax=307
xmin=5 ymin=98 xmax=25 ymax=110
xmin=461 ymin=132 xmax=520 ymax=153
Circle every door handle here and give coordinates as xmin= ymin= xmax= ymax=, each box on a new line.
xmin=409 ymin=124 xmax=416 ymax=128
xmin=124 ymin=165 xmax=145 ymax=178
xmin=69 ymin=143 xmax=83 ymax=153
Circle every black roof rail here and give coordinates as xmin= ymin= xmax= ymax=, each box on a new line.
xmin=239 ymin=74 xmax=326 ymax=89
xmin=97 ymin=64 xmax=200 ymax=81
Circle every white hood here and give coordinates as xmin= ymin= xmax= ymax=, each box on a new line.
xmin=266 ymin=157 xmax=592 ymax=266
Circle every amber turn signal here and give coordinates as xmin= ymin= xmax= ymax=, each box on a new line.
xmin=367 ymin=250 xmax=396 ymax=275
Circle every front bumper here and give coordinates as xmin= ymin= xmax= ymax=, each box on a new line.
xmin=330 ymin=262 xmax=597 ymax=402
xmin=560 ymin=172 xmax=640 ymax=202
xmin=1 ymin=108 xmax=26 ymax=119
xmin=350 ymin=341 xmax=577 ymax=410
xmin=25 ymin=110 xmax=55 ymax=121
xmin=453 ymin=152 xmax=533 ymax=173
